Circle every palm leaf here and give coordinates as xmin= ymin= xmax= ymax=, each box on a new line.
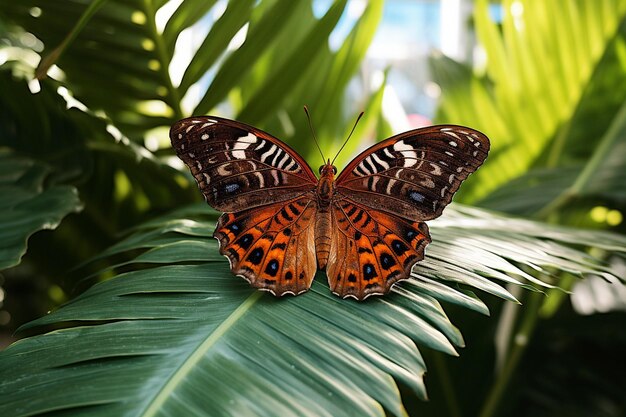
xmin=431 ymin=0 xmax=626 ymax=204
xmin=0 ymin=0 xmax=385 ymax=152
xmin=0 ymin=66 xmax=191 ymax=251
xmin=0 ymin=149 xmax=81 ymax=270
xmin=2 ymin=204 xmax=625 ymax=416
xmin=480 ymin=100 xmax=626 ymax=215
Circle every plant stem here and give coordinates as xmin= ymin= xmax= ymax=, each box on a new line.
xmin=432 ymin=351 xmax=463 ymax=417
xmin=36 ymin=0 xmax=108 ymax=80
xmin=478 ymin=291 xmax=543 ymax=417
xmin=537 ymin=99 xmax=626 ymax=219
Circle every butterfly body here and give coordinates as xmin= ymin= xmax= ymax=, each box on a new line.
xmin=171 ymin=116 xmax=489 ymax=300
xmin=314 ymin=162 xmax=336 ymax=269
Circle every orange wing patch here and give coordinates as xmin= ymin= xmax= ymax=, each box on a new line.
xmin=327 ymin=199 xmax=431 ymax=300
xmin=214 ymin=197 xmax=317 ymax=296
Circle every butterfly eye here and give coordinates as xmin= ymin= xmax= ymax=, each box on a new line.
xmin=318 ymin=166 xmax=324 ymax=174
xmin=332 ymin=166 xmax=337 ymax=175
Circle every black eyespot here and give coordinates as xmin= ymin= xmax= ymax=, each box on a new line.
xmin=265 ymin=259 xmax=279 ymax=277
xmin=392 ymin=239 xmax=409 ymax=255
xmin=405 ymin=229 xmax=417 ymax=241
xmin=409 ymin=190 xmax=425 ymax=203
xmin=228 ymin=222 xmax=242 ymax=236
xmin=247 ymin=248 xmax=264 ymax=265
xmin=363 ymin=263 xmax=378 ymax=281
xmin=380 ymin=253 xmax=396 ymax=270
xmin=285 ymin=271 xmax=293 ymax=280
xmin=223 ymin=182 xmax=240 ymax=194
xmin=237 ymin=233 xmax=254 ymax=250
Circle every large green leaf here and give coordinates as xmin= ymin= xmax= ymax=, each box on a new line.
xmin=1 ymin=203 xmax=625 ymax=416
xmin=431 ymin=0 xmax=626 ymax=204
xmin=479 ymin=100 xmax=626 ymax=215
xmin=0 ymin=149 xmax=82 ymax=270
xmin=0 ymin=67 xmax=190 ymax=255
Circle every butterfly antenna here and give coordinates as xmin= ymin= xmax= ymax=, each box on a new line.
xmin=303 ymin=106 xmax=326 ymax=163
xmin=331 ymin=111 xmax=364 ymax=165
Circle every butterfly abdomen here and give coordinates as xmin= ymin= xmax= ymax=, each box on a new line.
xmin=314 ymin=208 xmax=332 ymax=269
xmin=314 ymin=164 xmax=337 ymax=269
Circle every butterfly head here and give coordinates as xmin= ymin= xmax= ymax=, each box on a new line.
xmin=318 ymin=160 xmax=337 ymax=177
xmin=317 ymin=160 xmax=337 ymax=204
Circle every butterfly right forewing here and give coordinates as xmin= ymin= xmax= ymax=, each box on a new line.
xmin=172 ymin=116 xmax=321 ymax=295
xmin=335 ymin=125 xmax=490 ymax=221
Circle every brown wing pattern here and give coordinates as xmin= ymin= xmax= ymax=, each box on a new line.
xmin=335 ymin=125 xmax=490 ymax=221
xmin=170 ymin=116 xmax=318 ymax=212
xmin=327 ymin=198 xmax=431 ymax=300
xmin=214 ymin=196 xmax=318 ymax=296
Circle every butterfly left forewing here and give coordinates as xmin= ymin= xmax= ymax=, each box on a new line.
xmin=335 ymin=125 xmax=490 ymax=221
xmin=171 ymin=116 xmax=318 ymax=212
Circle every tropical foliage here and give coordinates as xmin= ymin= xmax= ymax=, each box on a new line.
xmin=0 ymin=1 xmax=625 ymax=417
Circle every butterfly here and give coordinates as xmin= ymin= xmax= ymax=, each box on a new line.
xmin=170 ymin=114 xmax=489 ymax=300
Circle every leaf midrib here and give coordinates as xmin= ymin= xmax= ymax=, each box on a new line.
xmin=139 ymin=290 xmax=263 ymax=417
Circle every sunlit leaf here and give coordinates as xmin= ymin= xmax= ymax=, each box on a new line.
xmin=431 ymin=0 xmax=626 ymax=204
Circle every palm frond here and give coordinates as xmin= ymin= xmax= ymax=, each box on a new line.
xmin=0 ymin=0 xmax=385 ymax=158
xmin=1 ymin=204 xmax=625 ymax=417
xmin=479 ymin=100 xmax=626 ymax=215
xmin=431 ymin=0 xmax=626 ymax=203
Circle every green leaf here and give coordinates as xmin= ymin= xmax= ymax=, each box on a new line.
xmin=192 ymin=0 xmax=305 ymax=116
xmin=177 ymin=0 xmax=255 ymax=95
xmin=235 ymin=0 xmax=349 ymax=123
xmin=0 ymin=149 xmax=82 ymax=270
xmin=431 ymin=0 xmax=626 ymax=204
xmin=161 ymin=0 xmax=218 ymax=52
xmin=34 ymin=0 xmax=108 ymax=79
xmin=0 ymin=0 xmax=388 ymax=158
xmin=1 ymin=204 xmax=625 ymax=416
xmin=480 ymin=100 xmax=626 ymax=215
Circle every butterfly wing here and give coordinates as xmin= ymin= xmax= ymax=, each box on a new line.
xmin=214 ymin=196 xmax=317 ymax=296
xmin=328 ymin=125 xmax=489 ymax=299
xmin=171 ymin=116 xmax=320 ymax=295
xmin=170 ymin=116 xmax=318 ymax=212
xmin=335 ymin=125 xmax=490 ymax=221
xmin=327 ymin=199 xmax=431 ymax=299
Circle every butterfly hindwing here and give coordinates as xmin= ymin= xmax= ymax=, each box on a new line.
xmin=335 ymin=125 xmax=490 ymax=221
xmin=214 ymin=196 xmax=318 ymax=296
xmin=171 ymin=116 xmax=318 ymax=212
xmin=327 ymin=198 xmax=431 ymax=299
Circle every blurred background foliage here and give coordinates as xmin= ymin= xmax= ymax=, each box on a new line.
xmin=0 ymin=1 xmax=626 ymax=417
